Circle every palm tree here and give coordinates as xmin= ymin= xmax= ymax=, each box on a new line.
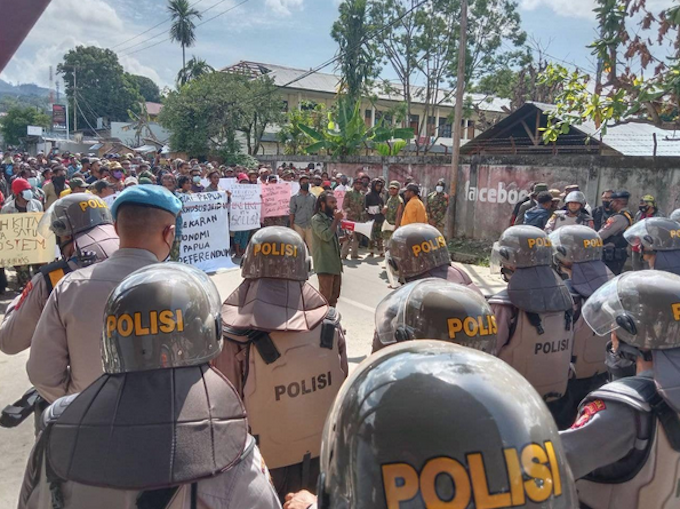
xmin=176 ymin=56 xmax=214 ymax=86
xmin=167 ymin=0 xmax=202 ymax=71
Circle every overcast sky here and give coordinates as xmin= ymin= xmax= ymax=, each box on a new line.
xmin=1 ymin=0 xmax=675 ymax=92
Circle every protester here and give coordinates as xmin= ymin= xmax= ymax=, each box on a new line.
xmin=289 ymin=174 xmax=316 ymax=251
xmin=341 ymin=178 xmax=366 ymax=259
xmin=365 ymin=178 xmax=385 ymax=257
xmin=426 ymin=178 xmax=449 ymax=237
xmin=523 ymin=191 xmax=554 ymax=229
xmin=205 ymin=169 xmax=222 ymax=192
xmin=42 ymin=166 xmax=66 ymax=208
xmin=631 ymin=194 xmax=663 ymax=270
xmin=177 ymin=174 xmax=192 ymax=194
xmin=399 ymin=183 xmax=427 ymax=226
xmin=311 ymin=192 xmax=344 ymax=306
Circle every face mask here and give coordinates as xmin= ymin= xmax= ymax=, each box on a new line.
xmin=604 ymin=340 xmax=641 ymax=381
xmin=602 ymin=200 xmax=611 ymax=209
xmin=21 ymin=190 xmax=33 ymax=201
xmin=53 ymin=175 xmax=66 ymax=185
xmin=300 ymin=183 xmax=309 ymax=191
xmin=192 ymin=176 xmax=201 ymax=184
xmin=639 ymin=205 xmax=649 ymax=212
xmin=113 ymin=171 xmax=124 ymax=180
xmin=436 ymin=185 xmax=444 ymax=193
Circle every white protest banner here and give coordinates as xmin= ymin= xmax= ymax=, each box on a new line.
xmin=0 ymin=212 xmax=57 ymax=267
xmin=289 ymin=181 xmax=300 ymax=196
xmin=262 ymin=184 xmax=292 ymax=218
xmin=334 ymin=190 xmax=346 ymax=210
xmin=178 ymin=192 xmax=236 ymax=273
xmin=200 ymin=177 xmax=237 ymax=194
xmin=230 ymin=184 xmax=262 ymax=231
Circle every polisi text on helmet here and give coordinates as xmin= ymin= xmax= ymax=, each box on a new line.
xmin=411 ymin=236 xmax=446 ymax=257
xmin=106 ymin=309 xmax=184 ymax=338
xmin=527 ymin=237 xmax=552 ymax=249
xmin=382 ymin=440 xmax=563 ymax=508
xmin=583 ymin=238 xmax=603 ymax=248
xmin=79 ymin=198 xmax=108 ymax=213
xmin=253 ymin=242 xmax=299 ymax=257
xmin=448 ymin=315 xmax=498 ymax=339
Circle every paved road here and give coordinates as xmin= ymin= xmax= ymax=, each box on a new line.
xmin=0 ymin=257 xmax=504 ymax=506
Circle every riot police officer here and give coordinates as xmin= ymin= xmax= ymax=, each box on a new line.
xmin=0 ymin=193 xmax=119 ymax=355
xmin=598 ymin=190 xmax=633 ymax=275
xmin=385 ymin=223 xmax=481 ymax=294
xmin=488 ymin=225 xmax=575 ymax=427
xmin=19 ymin=263 xmax=281 ymax=509
xmin=560 ymin=271 xmax=680 ymax=509
xmin=213 ymin=226 xmax=348 ymax=500
xmin=624 ymin=216 xmax=680 ymax=275
xmin=550 ymin=226 xmax=613 ymax=419
xmin=371 ymin=278 xmax=497 ymax=353
xmin=286 ymin=341 xmax=578 ymax=509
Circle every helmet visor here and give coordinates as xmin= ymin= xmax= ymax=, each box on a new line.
xmin=489 ymin=242 xmax=503 ymax=275
xmin=624 ymin=218 xmax=680 ymax=251
xmin=374 ymin=282 xmax=416 ymax=346
xmin=582 ymin=276 xmax=624 ymax=336
xmin=37 ymin=203 xmax=57 ymax=238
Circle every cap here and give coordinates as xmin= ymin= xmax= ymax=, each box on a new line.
xmin=111 ymin=185 xmax=182 ymax=220
xmin=389 ymin=181 xmax=400 ymax=189
xmin=124 ymin=176 xmax=138 ymax=186
xmin=11 ymin=178 xmax=31 ymax=195
xmin=611 ymin=191 xmax=631 ymax=200
xmin=533 ymin=183 xmax=548 ymax=194
xmin=641 ymin=194 xmax=656 ymax=204
xmin=138 ymin=177 xmax=153 ymax=185
xmin=93 ymin=180 xmax=116 ymax=194
xmin=69 ymin=177 xmax=88 ymax=190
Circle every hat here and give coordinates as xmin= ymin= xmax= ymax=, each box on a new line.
xmin=389 ymin=180 xmax=400 ymax=189
xmin=641 ymin=194 xmax=656 ymax=204
xmin=138 ymin=177 xmax=154 ymax=185
xmin=11 ymin=178 xmax=31 ymax=195
xmin=612 ymin=191 xmax=631 ymax=200
xmin=124 ymin=176 xmax=139 ymax=186
xmin=237 ymin=173 xmax=249 ymax=182
xmin=247 ymin=170 xmax=257 ymax=176
xmin=533 ymin=183 xmax=548 ymax=194
xmin=549 ymin=189 xmax=562 ymax=200
xmin=109 ymin=162 xmax=123 ymax=171
xmin=298 ymin=174 xmax=310 ymax=182
xmin=406 ymin=183 xmax=420 ymax=194
xmin=69 ymin=177 xmax=88 ymax=190
xmin=111 ymin=185 xmax=182 ymax=220
xmin=93 ymin=180 xmax=116 ymax=194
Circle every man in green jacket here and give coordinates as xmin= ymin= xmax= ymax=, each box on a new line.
xmin=311 ymin=192 xmax=344 ymax=307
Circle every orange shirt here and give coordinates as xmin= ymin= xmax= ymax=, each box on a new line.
xmin=401 ymin=196 xmax=428 ymax=226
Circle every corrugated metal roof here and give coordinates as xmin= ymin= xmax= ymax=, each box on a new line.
xmin=221 ymin=61 xmax=510 ymax=113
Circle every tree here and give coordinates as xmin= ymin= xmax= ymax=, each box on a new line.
xmin=0 ymin=105 xmax=50 ymax=146
xmin=176 ymin=56 xmax=214 ymax=87
xmin=331 ymin=0 xmax=380 ymax=103
xmin=369 ymin=0 xmax=526 ymax=153
xmin=58 ymin=46 xmax=143 ymax=129
xmin=539 ymin=1 xmax=680 ymax=140
xmin=168 ymin=0 xmax=202 ymax=71
xmin=130 ymin=74 xmax=161 ymax=102
xmin=239 ymin=76 xmax=285 ymax=155
xmin=277 ymin=102 xmax=328 ymax=155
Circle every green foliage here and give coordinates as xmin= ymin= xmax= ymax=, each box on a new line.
xmin=277 ymin=102 xmax=327 ymax=155
xmin=58 ymin=46 xmax=143 ymax=129
xmin=130 ymin=75 xmax=161 ymax=102
xmin=300 ymin=98 xmax=414 ymax=159
xmin=0 ymin=105 xmax=50 ymax=147
xmin=0 ymin=93 xmax=49 ymax=113
xmin=158 ymin=72 xmax=283 ymax=158
xmin=331 ymin=0 xmax=380 ymax=103
xmin=167 ymin=0 xmax=202 ymax=69
xmin=176 ymin=56 xmax=214 ymax=87
xmin=375 ymin=139 xmax=408 ymax=156
xmin=219 ymin=151 xmax=258 ymax=168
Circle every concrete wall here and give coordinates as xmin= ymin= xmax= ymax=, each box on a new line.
xmin=257 ymin=154 xmax=680 ymax=241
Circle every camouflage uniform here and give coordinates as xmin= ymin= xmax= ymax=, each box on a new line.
xmin=426 ymin=191 xmax=449 ymax=238
xmin=383 ymin=195 xmax=404 ymax=242
xmin=341 ymin=189 xmax=367 ymax=259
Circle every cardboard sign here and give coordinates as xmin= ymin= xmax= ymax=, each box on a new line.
xmin=334 ymin=190 xmax=346 ymax=210
xmin=230 ymin=184 xmax=262 ymax=231
xmin=0 ymin=212 xmax=57 ymax=267
xmin=262 ymin=183 xmax=293 ymax=218
xmin=178 ymin=192 xmax=236 ymax=273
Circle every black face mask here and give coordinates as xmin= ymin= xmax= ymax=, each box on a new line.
xmin=604 ymin=340 xmax=650 ymax=381
xmin=602 ymin=200 xmax=611 ymax=210
xmin=300 ymin=183 xmax=309 ymax=191
xmin=53 ymin=176 xmax=66 ymax=185
xmin=639 ymin=205 xmax=649 ymax=212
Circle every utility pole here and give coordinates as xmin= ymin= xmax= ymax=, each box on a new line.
xmin=72 ymin=66 xmax=78 ymax=132
xmin=446 ymin=0 xmax=467 ymax=240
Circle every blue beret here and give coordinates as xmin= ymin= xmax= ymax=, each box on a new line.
xmin=111 ymin=185 xmax=182 ymax=220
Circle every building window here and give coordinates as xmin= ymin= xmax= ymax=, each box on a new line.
xmin=439 ymin=117 xmax=452 ymax=138
xmin=427 ymin=116 xmax=437 ymax=136
xmin=409 ymin=114 xmax=420 ymax=133
xmin=281 ymin=100 xmax=288 ymax=112
xmin=376 ymin=111 xmax=393 ymax=126
xmin=365 ymin=109 xmax=373 ymax=128
xmin=300 ymin=101 xmax=318 ymax=111
xmin=467 ymin=120 xmax=475 ymax=140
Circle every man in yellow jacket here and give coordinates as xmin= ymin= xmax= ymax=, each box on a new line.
xmin=400 ymin=183 xmax=428 ymax=226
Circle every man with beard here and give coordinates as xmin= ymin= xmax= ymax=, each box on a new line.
xmin=42 ymin=166 xmax=67 ymax=209
xmin=592 ymin=189 xmax=614 ymax=231
xmin=311 ymin=192 xmax=344 ymax=306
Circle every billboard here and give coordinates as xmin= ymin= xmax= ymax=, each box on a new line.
xmin=52 ymin=104 xmax=66 ymax=130
xmin=27 ymin=125 xmax=43 ymax=136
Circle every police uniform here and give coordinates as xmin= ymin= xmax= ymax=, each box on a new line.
xmin=27 ymin=186 xmax=182 ymax=403
xmin=598 ymin=191 xmax=633 ymax=275
xmin=489 ymin=226 xmax=575 ymax=428
xmin=213 ymin=227 xmax=348 ymax=500
xmin=0 ymin=193 xmax=119 ymax=355
xmin=385 ymin=223 xmax=482 ymax=295
xmin=312 ymin=341 xmax=579 ymax=509
xmin=19 ymin=264 xmax=281 ymax=509
xmin=559 ymin=271 xmax=680 ymax=509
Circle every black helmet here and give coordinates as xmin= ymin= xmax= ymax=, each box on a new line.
xmin=242 ymin=226 xmax=310 ymax=281
xmin=318 ymin=341 xmax=577 ymax=508
xmin=38 ymin=193 xmax=113 ymax=238
xmin=387 ymin=223 xmax=449 ymax=281
xmin=102 ymin=263 xmax=223 ymax=373
xmin=374 ymin=278 xmax=497 ymax=353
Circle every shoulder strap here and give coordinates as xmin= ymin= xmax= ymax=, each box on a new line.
xmin=320 ymin=308 xmax=340 ymax=350
xmin=525 ymin=312 xmax=544 ymax=335
xmin=224 ymin=327 xmax=281 ymax=365
xmin=39 ymin=259 xmax=72 ymax=294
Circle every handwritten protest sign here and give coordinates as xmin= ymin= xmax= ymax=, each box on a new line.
xmin=0 ymin=213 xmax=56 ymax=267
xmin=334 ymin=190 xmax=346 ymax=210
xmin=178 ymin=192 xmax=236 ymax=273
xmin=230 ymin=184 xmax=262 ymax=231
xmin=262 ymin=184 xmax=292 ymax=218
xmin=200 ymin=177 xmax=237 ymax=194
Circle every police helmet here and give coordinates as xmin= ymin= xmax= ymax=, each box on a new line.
xmin=242 ymin=226 xmax=310 ymax=281
xmin=37 ymin=193 xmax=112 ymax=239
xmin=387 ymin=223 xmax=449 ymax=280
xmin=102 ymin=263 xmax=223 ymax=373
xmin=624 ymin=217 xmax=680 ymax=252
xmin=565 ymin=190 xmax=586 ymax=206
xmin=318 ymin=341 xmax=577 ymax=509
xmin=374 ymin=278 xmax=497 ymax=353
xmin=550 ymin=225 xmax=604 ymax=264
xmin=583 ymin=270 xmax=680 ymax=350
xmin=490 ymin=225 xmax=552 ymax=273
xmin=670 ymin=209 xmax=680 ymax=222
